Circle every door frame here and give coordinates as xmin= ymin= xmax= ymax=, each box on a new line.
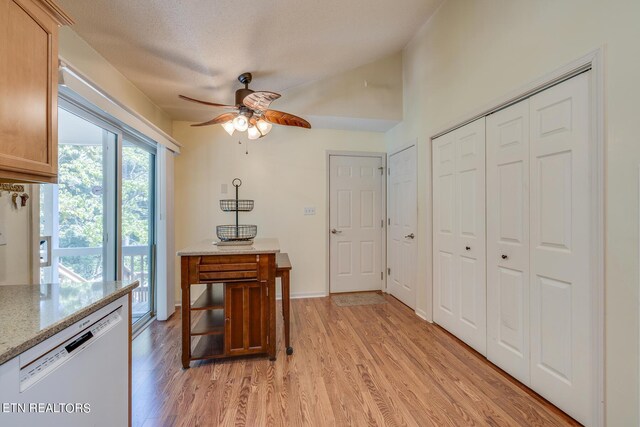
xmin=325 ymin=150 xmax=387 ymax=296
xmin=387 ymin=142 xmax=418 ymax=308
xmin=428 ymin=48 xmax=605 ymax=426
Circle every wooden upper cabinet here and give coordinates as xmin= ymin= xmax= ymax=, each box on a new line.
xmin=0 ymin=0 xmax=72 ymax=183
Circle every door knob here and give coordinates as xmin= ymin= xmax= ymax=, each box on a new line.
xmin=501 ymin=254 xmax=508 ymax=260
xmin=465 ymin=246 xmax=471 ymax=251
xmin=331 ymin=229 xmax=342 ymax=234
xmin=405 ymin=233 xmax=415 ymax=239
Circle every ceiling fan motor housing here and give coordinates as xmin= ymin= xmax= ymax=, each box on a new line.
xmin=235 ymin=88 xmax=254 ymax=106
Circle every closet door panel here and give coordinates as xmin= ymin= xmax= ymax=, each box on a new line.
xmin=433 ymin=118 xmax=486 ymax=354
xmin=529 ymin=72 xmax=591 ymax=426
xmin=454 ymin=118 xmax=486 ymax=355
xmin=433 ymin=132 xmax=458 ymax=332
xmin=486 ymin=100 xmax=530 ymax=385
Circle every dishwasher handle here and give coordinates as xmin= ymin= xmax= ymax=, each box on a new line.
xmin=65 ymin=331 xmax=94 ymax=354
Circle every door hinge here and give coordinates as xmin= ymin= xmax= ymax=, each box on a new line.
xmin=388 ymin=168 xmax=390 ymax=175
xmin=381 ymin=219 xmax=384 ymax=228
xmin=266 ymin=286 xmax=268 ymax=296
xmin=381 ymin=271 xmax=383 ymax=280
xmin=388 ymin=218 xmax=391 ymax=225
xmin=387 ymin=268 xmax=391 ymax=275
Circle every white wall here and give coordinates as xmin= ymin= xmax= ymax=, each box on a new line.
xmin=59 ymin=27 xmax=174 ymax=135
xmin=277 ymin=52 xmax=403 ymax=132
xmin=173 ymin=122 xmax=385 ymax=301
xmin=385 ymin=0 xmax=640 ymax=424
xmin=0 ymin=186 xmax=33 ymax=285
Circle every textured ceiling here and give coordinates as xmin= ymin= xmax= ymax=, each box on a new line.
xmin=58 ymin=0 xmax=443 ymax=123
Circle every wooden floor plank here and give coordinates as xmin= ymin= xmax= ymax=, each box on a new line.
xmin=132 ymin=294 xmax=580 ymax=426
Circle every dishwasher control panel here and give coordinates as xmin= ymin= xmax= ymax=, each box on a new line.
xmin=19 ymin=309 xmax=122 ymax=392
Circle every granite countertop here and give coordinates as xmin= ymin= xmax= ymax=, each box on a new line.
xmin=0 ymin=280 xmax=138 ymax=365
xmin=177 ymin=237 xmax=280 ymax=256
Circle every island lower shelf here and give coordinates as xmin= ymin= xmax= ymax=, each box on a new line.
xmin=179 ymin=251 xmax=276 ymax=367
xmin=186 ymin=282 xmax=269 ymax=361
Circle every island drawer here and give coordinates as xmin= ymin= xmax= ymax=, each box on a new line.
xmin=197 ymin=255 xmax=259 ymax=282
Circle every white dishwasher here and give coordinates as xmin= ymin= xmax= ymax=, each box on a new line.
xmin=0 ymin=295 xmax=129 ymax=427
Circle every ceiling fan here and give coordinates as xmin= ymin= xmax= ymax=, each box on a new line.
xmin=179 ymin=72 xmax=311 ymax=139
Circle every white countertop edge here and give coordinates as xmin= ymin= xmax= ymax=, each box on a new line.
xmin=177 ymin=237 xmax=281 ymax=256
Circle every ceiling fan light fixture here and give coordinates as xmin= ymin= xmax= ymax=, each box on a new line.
xmin=233 ymin=115 xmax=249 ymax=132
xmin=221 ymin=120 xmax=235 ymax=136
xmin=256 ymin=119 xmax=272 ymax=136
xmin=179 ymin=72 xmax=311 ymax=137
xmin=247 ymin=125 xmax=261 ymax=140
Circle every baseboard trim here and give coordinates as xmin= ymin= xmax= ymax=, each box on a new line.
xmin=276 ymin=291 xmax=327 ymax=300
xmin=175 ymin=291 xmax=328 ymax=309
xmin=415 ymin=308 xmax=431 ymax=322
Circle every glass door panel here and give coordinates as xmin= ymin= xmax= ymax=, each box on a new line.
xmin=122 ymin=140 xmax=155 ymax=325
xmin=40 ymin=107 xmax=116 ymax=285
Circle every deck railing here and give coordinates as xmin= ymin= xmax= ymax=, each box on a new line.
xmin=122 ymin=245 xmax=151 ymax=311
xmin=49 ymin=245 xmax=151 ymax=316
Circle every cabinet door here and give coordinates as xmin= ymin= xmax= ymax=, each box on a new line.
xmin=225 ymin=282 xmax=267 ymax=355
xmin=486 ymin=99 xmax=530 ymax=385
xmin=0 ymin=0 xmax=59 ymax=182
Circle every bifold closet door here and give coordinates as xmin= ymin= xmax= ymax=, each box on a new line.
xmin=433 ymin=117 xmax=486 ymax=355
xmin=529 ymin=72 xmax=592 ymax=425
xmin=486 ymin=99 xmax=531 ymax=386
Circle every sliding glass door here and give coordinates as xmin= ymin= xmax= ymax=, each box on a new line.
xmin=40 ymin=105 xmax=117 ymax=285
xmin=122 ymin=137 xmax=156 ymax=324
xmin=41 ymin=97 xmax=157 ymax=329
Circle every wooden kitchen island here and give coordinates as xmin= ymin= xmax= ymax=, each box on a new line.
xmin=177 ymin=238 xmax=281 ymax=368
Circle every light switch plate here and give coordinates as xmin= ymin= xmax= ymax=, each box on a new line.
xmin=304 ymin=207 xmax=316 ymax=216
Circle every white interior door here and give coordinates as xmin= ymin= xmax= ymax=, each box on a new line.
xmin=329 ymin=155 xmax=384 ymax=293
xmin=433 ymin=118 xmax=486 ymax=355
xmin=433 ymin=130 xmax=457 ymax=333
xmin=486 ymin=99 xmax=531 ymax=385
xmin=388 ymin=146 xmax=417 ymax=309
xmin=529 ymin=72 xmax=592 ymax=425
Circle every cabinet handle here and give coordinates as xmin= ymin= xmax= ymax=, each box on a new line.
xmin=501 ymin=254 xmax=508 ymax=260
xmin=465 ymin=246 xmax=471 ymax=251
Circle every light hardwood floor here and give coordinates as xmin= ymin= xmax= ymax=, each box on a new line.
xmin=132 ymin=294 xmax=579 ymax=427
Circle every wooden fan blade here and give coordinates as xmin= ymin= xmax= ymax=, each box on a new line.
xmin=243 ymin=91 xmax=281 ymax=111
xmin=264 ymin=109 xmax=311 ymax=129
xmin=191 ymin=112 xmax=237 ymax=127
xmin=179 ymin=94 xmax=236 ymax=108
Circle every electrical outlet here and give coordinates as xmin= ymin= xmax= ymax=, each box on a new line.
xmin=303 ymin=207 xmax=316 ymax=216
